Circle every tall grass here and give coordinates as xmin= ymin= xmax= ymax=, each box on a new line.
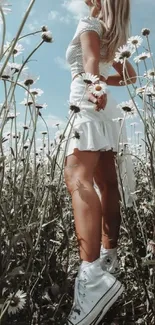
xmin=0 ymin=2 xmax=155 ymax=324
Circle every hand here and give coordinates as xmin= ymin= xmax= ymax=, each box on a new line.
xmin=87 ymin=92 xmax=107 ymax=111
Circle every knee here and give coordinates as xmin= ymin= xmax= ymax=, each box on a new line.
xmin=64 ymin=167 xmax=93 ymax=194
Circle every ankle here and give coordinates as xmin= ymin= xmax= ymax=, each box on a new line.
xmin=101 ymin=245 xmax=117 ymax=255
xmin=80 ymin=252 xmax=100 ymax=263
xmin=80 ymin=257 xmax=100 ymax=271
xmin=80 ymin=260 xmax=91 ymax=271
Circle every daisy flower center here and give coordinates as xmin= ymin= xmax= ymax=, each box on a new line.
xmin=95 ymin=85 xmax=102 ymax=91
xmin=132 ymin=40 xmax=138 ymax=45
xmin=121 ymin=51 xmax=132 ymax=58
xmin=140 ymin=55 xmax=147 ymax=60
xmin=24 ymin=79 xmax=34 ymax=86
xmin=10 ymin=296 xmax=20 ymax=307
xmin=122 ymin=106 xmax=132 ymax=112
xmin=13 ymin=49 xmax=18 ymax=55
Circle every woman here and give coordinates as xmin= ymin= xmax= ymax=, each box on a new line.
xmin=64 ymin=0 xmax=136 ymax=324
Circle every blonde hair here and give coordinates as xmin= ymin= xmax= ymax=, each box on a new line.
xmin=97 ymin=0 xmax=130 ymax=62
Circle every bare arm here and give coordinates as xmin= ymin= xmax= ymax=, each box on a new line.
xmin=104 ymin=60 xmax=137 ymax=86
xmin=80 ymin=31 xmax=107 ymax=111
xmin=80 ymin=30 xmax=101 ymax=77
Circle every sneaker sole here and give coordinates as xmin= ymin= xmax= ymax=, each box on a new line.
xmin=111 ymin=271 xmax=121 ymax=278
xmin=91 ymin=281 xmax=124 ymax=325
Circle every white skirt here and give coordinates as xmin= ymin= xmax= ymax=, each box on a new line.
xmin=58 ymin=77 xmax=136 ymax=207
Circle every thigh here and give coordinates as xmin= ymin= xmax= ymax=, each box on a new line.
xmin=93 ymin=150 xmax=118 ymax=190
xmin=64 ymin=149 xmax=101 ymax=185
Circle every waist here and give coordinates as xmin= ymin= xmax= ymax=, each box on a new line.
xmin=72 ymin=72 xmax=107 ymax=83
xmin=72 ymin=72 xmax=84 ymax=81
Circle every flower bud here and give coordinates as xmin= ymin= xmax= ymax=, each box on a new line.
xmin=42 ymin=31 xmax=53 ymax=43
xmin=42 ymin=25 xmax=48 ymax=32
xmin=141 ymin=28 xmax=150 ymax=36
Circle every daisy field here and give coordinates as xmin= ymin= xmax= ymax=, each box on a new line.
xmin=0 ymin=1 xmax=155 ymax=324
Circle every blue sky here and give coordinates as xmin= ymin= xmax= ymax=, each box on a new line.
xmin=1 ymin=0 xmax=155 ymax=143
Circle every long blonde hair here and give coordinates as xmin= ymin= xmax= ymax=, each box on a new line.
xmin=97 ymin=0 xmax=130 ymax=62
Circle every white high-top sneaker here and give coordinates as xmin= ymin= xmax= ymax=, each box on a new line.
xmin=65 ymin=258 xmax=124 ymax=325
xmin=100 ymin=246 xmax=120 ymax=277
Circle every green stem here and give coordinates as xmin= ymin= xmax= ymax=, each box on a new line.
xmin=8 ymin=40 xmax=44 ymax=107
xmin=146 ymin=35 xmax=155 ymax=72
xmin=0 ymin=6 xmax=6 ymax=60
xmin=1 ymin=30 xmax=42 ymax=60
xmin=0 ymin=0 xmax=36 ymax=78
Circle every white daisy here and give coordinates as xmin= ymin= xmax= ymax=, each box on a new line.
xmin=119 ymin=142 xmax=129 ymax=148
xmin=127 ymin=35 xmax=143 ymax=48
xmin=41 ymin=131 xmax=47 ymax=135
xmin=54 ymin=130 xmax=65 ymax=144
xmin=82 ymin=72 xmax=99 ymax=84
xmin=4 ymin=41 xmax=24 ymax=57
xmin=147 ymin=240 xmax=155 ymax=255
xmin=0 ymin=102 xmax=14 ymax=110
xmin=20 ymin=98 xmax=33 ymax=106
xmin=7 ymin=112 xmax=20 ymax=119
xmin=136 ymin=86 xmax=146 ymax=95
xmin=23 ymin=140 xmax=30 ymax=149
xmin=112 ymin=117 xmax=123 ymax=122
xmin=35 ymin=102 xmax=47 ymax=109
xmin=134 ymin=52 xmax=151 ymax=63
xmin=146 ymin=69 xmax=155 ymax=80
xmin=8 ymin=62 xmax=28 ymax=74
xmin=135 ymin=131 xmax=142 ymax=135
xmin=0 ymin=0 xmax=10 ymax=8
xmin=22 ymin=125 xmax=29 ymax=130
xmin=21 ymin=71 xmax=40 ymax=87
xmin=89 ymin=83 xmax=107 ymax=96
xmin=0 ymin=64 xmax=14 ymax=79
xmin=7 ymin=290 xmax=26 ymax=315
xmin=29 ymin=88 xmax=44 ymax=96
xmin=130 ymin=122 xmax=139 ymax=126
xmin=115 ymin=44 xmax=135 ymax=63
xmin=144 ymin=85 xmax=155 ymax=96
xmin=117 ymin=100 xmax=138 ymax=118
xmin=42 ymin=31 xmax=53 ymax=43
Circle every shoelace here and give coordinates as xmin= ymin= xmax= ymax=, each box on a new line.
xmin=70 ymin=274 xmax=87 ymax=317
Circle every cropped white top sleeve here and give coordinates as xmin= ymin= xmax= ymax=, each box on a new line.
xmin=66 ymin=17 xmax=112 ymax=80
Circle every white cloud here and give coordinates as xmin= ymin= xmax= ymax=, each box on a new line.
xmin=59 ymin=15 xmax=70 ymax=24
xmin=20 ymin=37 xmax=31 ymax=46
xmin=62 ymin=0 xmax=89 ymax=20
xmin=55 ymin=56 xmax=70 ymax=71
xmin=48 ymin=10 xmax=59 ymax=21
xmin=27 ymin=20 xmax=40 ymax=32
xmin=38 ymin=114 xmax=66 ymax=129
xmin=37 ymin=114 xmax=66 ymax=140
xmin=48 ymin=10 xmax=70 ymax=24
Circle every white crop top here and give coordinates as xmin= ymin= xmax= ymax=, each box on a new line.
xmin=66 ymin=17 xmax=112 ymax=80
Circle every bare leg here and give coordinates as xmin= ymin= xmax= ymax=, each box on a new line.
xmin=94 ymin=151 xmax=121 ymax=249
xmin=64 ymin=150 xmax=102 ymax=262
xmin=100 ymin=180 xmax=121 ymax=249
